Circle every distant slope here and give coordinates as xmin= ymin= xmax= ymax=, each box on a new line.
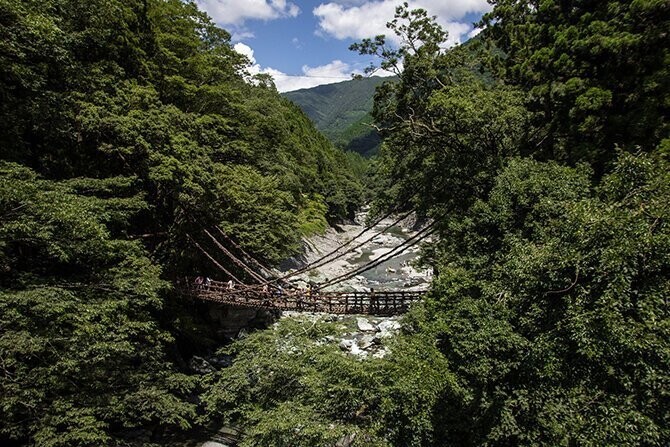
xmin=283 ymin=76 xmax=393 ymax=157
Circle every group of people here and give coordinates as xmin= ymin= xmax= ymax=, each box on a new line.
xmin=193 ymin=276 xmax=212 ymax=289
xmin=193 ymin=275 xmax=321 ymax=300
xmin=193 ymin=276 xmax=236 ymax=290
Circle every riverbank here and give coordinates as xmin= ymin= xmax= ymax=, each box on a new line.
xmin=280 ymin=210 xmax=434 ymax=292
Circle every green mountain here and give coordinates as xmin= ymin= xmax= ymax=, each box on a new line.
xmin=283 ymin=76 xmax=393 ymax=156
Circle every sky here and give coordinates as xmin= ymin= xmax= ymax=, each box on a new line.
xmin=195 ymin=0 xmax=492 ymax=92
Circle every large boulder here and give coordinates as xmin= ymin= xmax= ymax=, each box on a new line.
xmin=356 ymin=317 xmax=376 ymax=332
xmin=189 ymin=356 xmax=216 ymax=374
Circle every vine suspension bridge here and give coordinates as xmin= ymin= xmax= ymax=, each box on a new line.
xmin=184 ymin=210 xmax=436 ymax=315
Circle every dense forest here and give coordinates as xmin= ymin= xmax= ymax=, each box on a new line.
xmin=1 ymin=0 xmax=669 ymax=447
xmin=0 ymin=0 xmax=363 ymax=445
xmin=283 ymin=76 xmax=387 ymax=156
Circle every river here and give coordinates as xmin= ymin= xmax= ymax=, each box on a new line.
xmin=283 ymin=210 xmax=433 ymax=292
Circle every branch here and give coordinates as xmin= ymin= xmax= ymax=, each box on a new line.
xmin=545 ymin=266 xmax=580 ymax=296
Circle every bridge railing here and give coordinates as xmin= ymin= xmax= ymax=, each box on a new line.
xmin=183 ymin=278 xmax=426 ymax=316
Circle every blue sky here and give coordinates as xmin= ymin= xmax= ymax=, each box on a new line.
xmin=196 ymin=0 xmax=492 ymax=92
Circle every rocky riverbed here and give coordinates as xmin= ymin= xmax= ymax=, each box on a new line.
xmin=280 ymin=210 xmax=434 ymax=292
xmin=280 ymin=311 xmax=403 ymax=358
xmin=194 ymin=212 xmax=433 ymax=447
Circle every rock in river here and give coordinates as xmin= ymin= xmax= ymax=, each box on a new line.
xmin=356 ymin=317 xmax=376 ymax=332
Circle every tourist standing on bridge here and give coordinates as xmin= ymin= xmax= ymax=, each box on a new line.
xmin=370 ymin=287 xmax=378 ymax=312
xmin=194 ymin=276 xmax=204 ymax=290
xmin=205 ymin=277 xmax=211 ymax=289
xmin=227 ymin=279 xmax=234 ymax=290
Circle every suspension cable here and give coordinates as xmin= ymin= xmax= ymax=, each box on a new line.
xmin=317 ymin=221 xmax=439 ymax=289
xmin=183 ymin=208 xmax=269 ymax=284
xmin=184 ymin=199 xmax=415 ymax=288
xmin=186 ymin=234 xmax=243 ymax=284
xmin=203 ymin=229 xmax=266 ymax=284
xmin=214 ymin=225 xmax=276 ymax=278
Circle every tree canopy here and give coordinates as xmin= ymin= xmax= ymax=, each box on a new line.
xmin=0 ymin=0 xmax=363 ymax=445
xmin=207 ymin=2 xmax=669 ymax=445
xmin=481 ymin=0 xmax=670 ymax=172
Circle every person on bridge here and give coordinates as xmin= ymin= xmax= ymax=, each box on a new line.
xmin=205 ymin=277 xmax=212 ymax=289
xmin=227 ymin=279 xmax=235 ymax=290
xmin=274 ymin=285 xmax=283 ymax=297
xmin=194 ymin=276 xmax=204 ymax=289
xmin=370 ymin=287 xmax=378 ymax=311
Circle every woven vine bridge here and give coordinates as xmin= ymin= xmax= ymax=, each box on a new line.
xmin=186 ymin=279 xmax=426 ymax=316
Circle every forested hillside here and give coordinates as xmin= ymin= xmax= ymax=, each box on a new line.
xmin=0 ymin=0 xmax=362 ymax=445
xmin=1 ymin=0 xmax=669 ymax=446
xmin=205 ymin=2 xmax=670 ymax=446
xmin=283 ymin=76 xmax=388 ymax=156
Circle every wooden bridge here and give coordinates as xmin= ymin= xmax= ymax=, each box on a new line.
xmin=186 ymin=279 xmax=426 ymax=316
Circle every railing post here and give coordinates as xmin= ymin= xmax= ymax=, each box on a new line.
xmin=370 ymin=288 xmax=375 ymax=315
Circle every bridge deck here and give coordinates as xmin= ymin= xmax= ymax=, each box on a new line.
xmin=186 ymin=280 xmax=426 ymax=315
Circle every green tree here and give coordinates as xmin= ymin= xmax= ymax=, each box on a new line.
xmin=481 ymin=0 xmax=670 ymax=172
xmin=0 ymin=163 xmax=196 ymax=446
xmin=352 ymin=4 xmax=529 ymax=216
xmin=412 ymin=151 xmax=670 ymax=445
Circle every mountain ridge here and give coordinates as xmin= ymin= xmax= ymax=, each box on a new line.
xmin=283 ymin=76 xmax=394 ymax=156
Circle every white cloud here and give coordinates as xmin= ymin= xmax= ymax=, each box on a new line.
xmin=272 ymin=60 xmax=361 ymax=92
xmin=233 ymin=43 xmax=393 ymax=92
xmin=467 ymin=26 xmax=483 ymax=39
xmin=314 ymin=2 xmax=397 ymax=40
xmin=314 ymin=0 xmax=491 ymax=46
xmin=414 ymin=0 xmax=490 ymax=20
xmin=292 ymin=37 xmax=303 ymax=49
xmin=234 ymin=42 xmax=256 ymax=63
xmin=197 ymin=0 xmax=300 ymax=26
xmin=231 ymin=30 xmax=256 ymax=41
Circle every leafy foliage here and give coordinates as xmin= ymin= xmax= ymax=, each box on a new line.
xmin=418 ymin=153 xmax=670 ymax=444
xmin=0 ymin=163 xmax=196 ymax=445
xmin=481 ymin=0 xmax=670 ymax=171
xmin=203 ymin=318 xmax=388 ymax=447
xmin=0 ymin=0 xmax=363 ymax=445
xmin=352 ymin=5 xmax=529 ymax=216
xmin=203 ymin=316 xmax=456 ymax=447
